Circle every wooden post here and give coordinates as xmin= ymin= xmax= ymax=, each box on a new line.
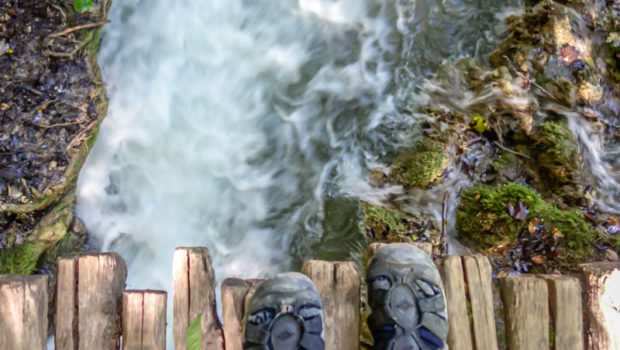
xmin=580 ymin=262 xmax=620 ymax=350
xmin=55 ymin=253 xmax=127 ymax=350
xmin=122 ymin=290 xmax=167 ymax=350
xmin=463 ymin=255 xmax=498 ymax=350
xmin=301 ymin=260 xmax=360 ymax=350
xmin=441 ymin=256 xmax=473 ymax=350
xmin=539 ymin=275 xmax=583 ymax=350
xmin=221 ymin=278 xmax=250 ymax=350
xmin=0 ymin=275 xmax=48 ymax=350
xmin=172 ymin=247 xmax=224 ymax=350
xmin=500 ymin=275 xmax=549 ymax=350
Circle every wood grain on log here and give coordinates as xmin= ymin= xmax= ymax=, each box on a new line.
xmin=122 ymin=290 xmax=167 ymax=350
xmin=221 ymin=278 xmax=250 ymax=350
xmin=0 ymin=275 xmax=48 ymax=350
xmin=580 ymin=262 xmax=620 ymax=350
xmin=463 ymin=255 xmax=498 ymax=350
xmin=500 ymin=275 xmax=549 ymax=350
xmin=55 ymin=253 xmax=127 ymax=350
xmin=539 ymin=275 xmax=583 ymax=350
xmin=301 ymin=260 xmax=360 ymax=350
xmin=172 ymin=247 xmax=223 ymax=350
xmin=441 ymin=256 xmax=473 ymax=350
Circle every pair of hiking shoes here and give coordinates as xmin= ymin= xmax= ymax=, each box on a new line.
xmin=243 ymin=243 xmax=449 ymax=350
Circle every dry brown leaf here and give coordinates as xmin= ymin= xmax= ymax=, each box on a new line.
xmin=528 ymin=218 xmax=540 ymax=234
xmin=610 ymin=217 xmax=617 ymax=226
xmin=552 ymin=227 xmax=564 ymax=238
xmin=475 ymin=194 xmax=481 ymax=201
xmin=531 ymin=255 xmax=545 ymax=264
xmin=607 ymin=249 xmax=619 ymax=262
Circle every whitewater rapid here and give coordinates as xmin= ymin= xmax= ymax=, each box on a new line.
xmin=76 ymin=0 xmax=524 ymax=346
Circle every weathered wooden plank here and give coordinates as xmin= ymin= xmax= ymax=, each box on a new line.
xmin=580 ymin=262 xmax=620 ymax=350
xmin=56 ymin=253 xmax=127 ymax=350
xmin=122 ymin=290 xmax=167 ymax=350
xmin=56 ymin=256 xmax=77 ymax=350
xmin=500 ymin=275 xmax=549 ymax=350
xmin=368 ymin=242 xmax=433 ymax=261
xmin=539 ymin=275 xmax=583 ymax=350
xmin=172 ymin=247 xmax=224 ymax=350
xmin=0 ymin=275 xmax=48 ymax=350
xmin=442 ymin=256 xmax=473 ymax=350
xmin=463 ymin=255 xmax=498 ymax=350
xmin=221 ymin=278 xmax=250 ymax=350
xmin=301 ymin=260 xmax=360 ymax=350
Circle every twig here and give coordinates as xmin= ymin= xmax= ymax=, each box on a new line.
xmin=502 ymin=55 xmax=559 ymax=102
xmin=441 ymin=192 xmax=449 ymax=255
xmin=493 ymin=141 xmax=530 ymax=159
xmin=33 ymin=121 xmax=82 ymax=129
xmin=48 ymin=20 xmax=109 ymax=38
xmin=463 ymin=136 xmax=483 ymax=147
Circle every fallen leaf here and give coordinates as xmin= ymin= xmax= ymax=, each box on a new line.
xmin=610 ymin=217 xmax=617 ymax=226
xmin=607 ymin=249 xmax=619 ymax=261
xmin=528 ymin=218 xmax=540 ymax=234
xmin=552 ymin=227 xmax=564 ymax=238
xmin=0 ymin=103 xmax=10 ymax=110
xmin=475 ymin=194 xmax=481 ymax=201
xmin=497 ymin=270 xmax=508 ymax=278
xmin=531 ymin=255 xmax=545 ymax=264
xmin=508 ymin=201 xmax=529 ymax=220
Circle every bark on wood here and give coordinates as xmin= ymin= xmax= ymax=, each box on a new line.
xmin=463 ymin=255 xmax=498 ymax=350
xmin=0 ymin=275 xmax=48 ymax=350
xmin=368 ymin=242 xmax=433 ymax=262
xmin=301 ymin=260 xmax=360 ymax=350
xmin=580 ymin=262 xmax=620 ymax=350
xmin=55 ymin=253 xmax=127 ymax=350
xmin=500 ymin=275 xmax=549 ymax=350
xmin=122 ymin=290 xmax=167 ymax=350
xmin=539 ymin=275 xmax=583 ymax=350
xmin=221 ymin=278 xmax=250 ymax=350
xmin=441 ymin=256 xmax=473 ymax=350
xmin=172 ymin=247 xmax=224 ymax=350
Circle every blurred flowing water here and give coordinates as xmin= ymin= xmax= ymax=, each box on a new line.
xmin=76 ymin=0 xmax=526 ymax=343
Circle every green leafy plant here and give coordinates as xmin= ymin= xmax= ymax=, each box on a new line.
xmin=74 ymin=0 xmax=95 ymax=13
xmin=185 ymin=315 xmax=202 ymax=350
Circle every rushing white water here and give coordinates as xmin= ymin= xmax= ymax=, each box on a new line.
xmin=76 ymin=0 xmax=523 ymax=345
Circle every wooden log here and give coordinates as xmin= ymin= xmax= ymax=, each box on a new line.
xmin=0 ymin=275 xmax=48 ymax=350
xmin=301 ymin=260 xmax=360 ymax=350
xmin=368 ymin=242 xmax=433 ymax=261
xmin=221 ymin=278 xmax=250 ymax=350
xmin=539 ymin=275 xmax=583 ymax=350
xmin=580 ymin=262 xmax=620 ymax=350
xmin=172 ymin=247 xmax=224 ymax=350
xmin=463 ymin=255 xmax=498 ymax=350
xmin=500 ymin=275 xmax=549 ymax=350
xmin=122 ymin=290 xmax=167 ymax=350
xmin=441 ymin=256 xmax=473 ymax=350
xmin=55 ymin=253 xmax=127 ymax=350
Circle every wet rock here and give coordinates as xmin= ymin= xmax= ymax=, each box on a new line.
xmin=389 ymin=138 xmax=447 ymax=188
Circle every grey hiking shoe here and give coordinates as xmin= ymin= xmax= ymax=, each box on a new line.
xmin=243 ymin=272 xmax=325 ymax=350
xmin=367 ymin=244 xmax=448 ymax=350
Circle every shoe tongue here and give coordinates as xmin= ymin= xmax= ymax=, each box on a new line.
xmin=388 ymin=284 xmax=419 ymax=330
xmin=270 ymin=314 xmax=302 ymax=350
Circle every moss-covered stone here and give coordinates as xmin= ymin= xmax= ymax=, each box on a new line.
xmin=532 ymin=120 xmax=580 ymax=185
xmin=456 ymin=183 xmax=600 ymax=262
xmin=390 ymin=138 xmax=447 ymax=188
xmin=360 ymin=203 xmax=420 ymax=242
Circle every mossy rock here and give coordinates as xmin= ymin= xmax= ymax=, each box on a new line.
xmin=390 ymin=138 xmax=447 ymax=188
xmin=360 ymin=203 xmax=420 ymax=242
xmin=456 ymin=183 xmax=605 ymax=263
xmin=531 ymin=120 xmax=580 ymax=186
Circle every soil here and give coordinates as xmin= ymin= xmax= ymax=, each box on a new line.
xmin=0 ymin=0 xmax=105 ymax=251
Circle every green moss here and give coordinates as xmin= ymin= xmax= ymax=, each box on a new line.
xmin=0 ymin=241 xmax=46 ymax=274
xmin=456 ymin=183 xmax=597 ymax=262
xmin=390 ymin=138 xmax=446 ymax=188
xmin=532 ymin=120 xmax=580 ymax=184
xmin=361 ymin=203 xmax=419 ymax=241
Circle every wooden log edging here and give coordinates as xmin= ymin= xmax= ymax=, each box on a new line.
xmin=122 ymin=290 xmax=167 ymax=350
xmin=302 ymin=260 xmax=361 ymax=350
xmin=56 ymin=253 xmax=127 ymax=350
xmin=172 ymin=247 xmax=224 ymax=350
xmin=580 ymin=262 xmax=620 ymax=350
xmin=0 ymin=275 xmax=48 ymax=350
